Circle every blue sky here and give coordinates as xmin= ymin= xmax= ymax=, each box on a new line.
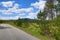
xmin=0 ymin=0 xmax=46 ymax=20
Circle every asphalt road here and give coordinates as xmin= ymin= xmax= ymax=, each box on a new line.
xmin=0 ymin=24 xmax=40 ymax=40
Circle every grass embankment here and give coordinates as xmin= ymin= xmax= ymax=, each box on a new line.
xmin=0 ymin=20 xmax=55 ymax=40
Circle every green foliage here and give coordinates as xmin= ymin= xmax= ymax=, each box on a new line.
xmin=39 ymin=20 xmax=51 ymax=36
xmin=53 ymin=15 xmax=60 ymax=40
xmin=16 ymin=18 xmax=22 ymax=27
xmin=57 ymin=0 xmax=60 ymax=2
xmin=37 ymin=1 xmax=60 ymax=40
xmin=23 ymin=18 xmax=30 ymax=28
xmin=37 ymin=11 xmax=46 ymax=20
xmin=39 ymin=15 xmax=60 ymax=40
xmin=0 ymin=20 xmax=3 ymax=23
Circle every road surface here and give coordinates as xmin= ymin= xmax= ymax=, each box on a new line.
xmin=0 ymin=24 xmax=40 ymax=40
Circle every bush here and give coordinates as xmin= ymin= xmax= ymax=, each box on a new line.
xmin=0 ymin=20 xmax=3 ymax=23
xmin=38 ymin=20 xmax=51 ymax=36
xmin=16 ymin=19 xmax=22 ymax=27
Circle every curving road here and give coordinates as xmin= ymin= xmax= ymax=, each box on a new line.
xmin=0 ymin=24 xmax=40 ymax=40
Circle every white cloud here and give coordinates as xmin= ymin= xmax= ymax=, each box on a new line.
xmin=1 ymin=1 xmax=15 ymax=7
xmin=25 ymin=11 xmax=39 ymax=19
xmin=0 ymin=1 xmax=34 ymax=20
xmin=26 ymin=13 xmax=34 ymax=18
xmin=13 ymin=3 xmax=20 ymax=8
xmin=0 ymin=16 xmax=19 ymax=20
xmin=31 ymin=0 xmax=46 ymax=11
xmin=14 ymin=7 xmax=33 ymax=13
xmin=0 ymin=1 xmax=33 ymax=15
xmin=0 ymin=7 xmax=33 ymax=15
xmin=0 ymin=0 xmax=46 ymax=20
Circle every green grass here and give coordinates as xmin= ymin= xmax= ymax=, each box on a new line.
xmin=19 ymin=23 xmax=55 ymax=40
xmin=8 ymin=22 xmax=55 ymax=40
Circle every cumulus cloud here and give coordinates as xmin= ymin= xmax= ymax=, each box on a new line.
xmin=0 ymin=7 xmax=33 ymax=15
xmin=0 ymin=0 xmax=46 ymax=20
xmin=13 ymin=3 xmax=20 ymax=8
xmin=25 ymin=13 xmax=34 ymax=19
xmin=1 ymin=1 xmax=15 ymax=7
xmin=25 ymin=10 xmax=39 ymax=19
xmin=0 ymin=1 xmax=33 ymax=15
xmin=0 ymin=1 xmax=34 ymax=20
xmin=31 ymin=0 xmax=46 ymax=11
xmin=14 ymin=7 xmax=33 ymax=13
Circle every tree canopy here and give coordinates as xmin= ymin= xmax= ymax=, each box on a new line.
xmin=37 ymin=0 xmax=60 ymax=20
